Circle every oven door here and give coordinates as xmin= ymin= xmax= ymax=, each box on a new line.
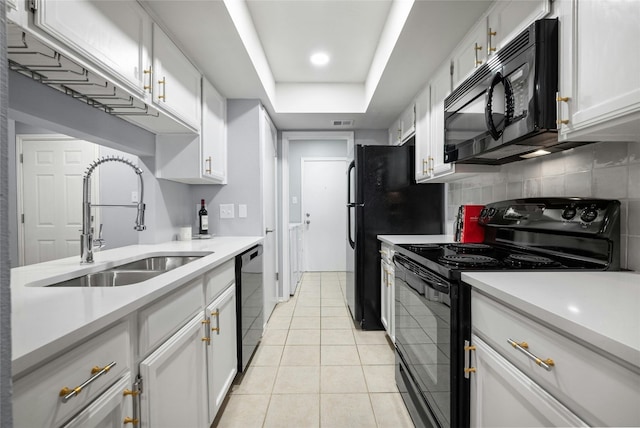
xmin=394 ymin=254 xmax=453 ymax=428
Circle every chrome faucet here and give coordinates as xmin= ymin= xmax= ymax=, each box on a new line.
xmin=81 ymin=156 xmax=146 ymax=264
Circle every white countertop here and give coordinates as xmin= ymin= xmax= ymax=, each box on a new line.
xmin=377 ymin=234 xmax=454 ymax=245
xmin=11 ymin=236 xmax=262 ymax=376
xmin=463 ymin=271 xmax=640 ymax=369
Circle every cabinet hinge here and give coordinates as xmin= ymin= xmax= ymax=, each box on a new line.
xmin=134 ymin=375 xmax=143 ymax=394
xmin=29 ymin=0 xmax=38 ymax=12
xmin=449 ymin=60 xmax=454 ymax=77
xmin=275 ymin=272 xmax=279 ymax=281
xmin=21 ymin=214 xmax=24 ymax=224
xmin=19 ymin=153 xmax=23 ymax=163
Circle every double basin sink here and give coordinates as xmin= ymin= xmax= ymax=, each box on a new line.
xmin=48 ymin=253 xmax=212 ymax=287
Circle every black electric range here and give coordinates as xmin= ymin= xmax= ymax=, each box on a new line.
xmin=393 ymin=197 xmax=621 ymax=428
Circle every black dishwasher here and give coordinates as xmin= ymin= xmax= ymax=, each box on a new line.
xmin=235 ymin=245 xmax=263 ymax=372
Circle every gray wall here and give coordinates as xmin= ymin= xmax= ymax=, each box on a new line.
xmin=190 ymin=99 xmax=263 ymax=237
xmin=354 ymin=129 xmax=388 ymax=146
xmin=288 ymin=139 xmax=347 ymax=223
xmin=447 ymin=140 xmax=640 ymax=271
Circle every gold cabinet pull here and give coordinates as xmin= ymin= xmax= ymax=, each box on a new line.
xmin=474 ymin=42 xmax=483 ymax=67
xmin=507 ymin=338 xmax=554 ymax=371
xmin=157 ymin=77 xmax=166 ymax=101
xmin=59 ymin=361 xmax=117 ymax=403
xmin=488 ymin=29 xmax=497 ymax=54
xmin=205 ymin=156 xmax=212 ymax=174
xmin=464 ymin=367 xmax=477 ymax=374
xmin=123 ymin=389 xmax=139 ymax=397
xmin=202 ymin=337 xmax=211 ymax=343
xmin=124 ymin=417 xmax=139 ymax=425
xmin=556 ymin=96 xmax=570 ymax=102
xmin=557 ymin=119 xmax=570 ymax=125
xmin=556 ymin=93 xmax=570 ymax=127
xmin=143 ymin=68 xmax=152 ymax=92
xmin=211 ymin=309 xmax=221 ymax=335
xmin=422 ymin=158 xmax=429 ymax=175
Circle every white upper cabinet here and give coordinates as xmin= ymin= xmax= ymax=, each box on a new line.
xmin=414 ymin=84 xmax=431 ymax=181
xmin=452 ymin=19 xmax=487 ymax=87
xmin=202 ymin=78 xmax=227 ymax=182
xmin=32 ymin=0 xmax=152 ymax=98
xmin=556 ymin=0 xmax=640 ymax=142
xmin=486 ymin=0 xmax=550 ymax=58
xmin=388 ymin=103 xmax=416 ymax=145
xmin=152 ymin=23 xmax=202 ymax=131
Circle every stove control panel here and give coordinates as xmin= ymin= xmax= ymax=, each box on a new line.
xmin=478 ymin=198 xmax=621 ymax=235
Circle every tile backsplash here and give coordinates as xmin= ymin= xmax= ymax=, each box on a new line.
xmin=445 ymin=141 xmax=640 ymax=271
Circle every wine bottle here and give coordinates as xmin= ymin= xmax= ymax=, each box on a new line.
xmin=198 ymin=199 xmax=209 ymax=235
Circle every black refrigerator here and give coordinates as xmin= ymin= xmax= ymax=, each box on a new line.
xmin=346 ymin=144 xmax=444 ymax=330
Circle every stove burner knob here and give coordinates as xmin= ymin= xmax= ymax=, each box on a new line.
xmin=480 ymin=208 xmax=488 ymax=217
xmin=561 ymin=207 xmax=577 ymax=220
xmin=488 ymin=208 xmax=497 ymax=217
xmin=580 ymin=208 xmax=598 ymax=223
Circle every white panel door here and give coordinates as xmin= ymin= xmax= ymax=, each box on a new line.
xmin=206 ymin=286 xmax=237 ymax=424
xmin=20 ymin=135 xmax=98 ymax=265
xmin=139 ymin=313 xmax=208 ymax=428
xmin=302 ymin=158 xmax=347 ymax=271
xmin=261 ymin=110 xmax=278 ymax=322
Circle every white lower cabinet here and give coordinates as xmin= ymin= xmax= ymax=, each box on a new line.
xmin=379 ymin=243 xmax=395 ymax=343
xmin=13 ymin=320 xmax=132 ymax=428
xmin=139 ymin=312 xmax=209 ymax=428
xmin=206 ymin=285 xmax=238 ymax=423
xmin=470 ymin=335 xmax=586 ymax=427
xmin=62 ymin=374 xmax=135 ymax=428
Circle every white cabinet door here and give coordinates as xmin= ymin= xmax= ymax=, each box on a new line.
xmin=400 ymin=103 xmax=416 ymax=142
xmin=415 ymin=84 xmax=431 ymax=181
xmin=380 ymin=258 xmax=390 ymax=333
xmin=557 ymin=0 xmax=640 ymax=142
xmin=206 ymin=285 xmax=238 ymax=424
xmin=202 ymin=78 xmax=227 ymax=182
xmin=429 ymin=64 xmax=453 ymax=178
xmin=470 ymin=335 xmax=587 ymax=428
xmin=389 ymin=116 xmax=403 ymax=145
xmin=139 ymin=313 xmax=208 ymax=428
xmin=452 ymin=19 xmax=487 ymax=87
xmin=152 ymin=23 xmax=202 ymax=130
xmin=33 ymin=0 xmax=152 ymax=97
xmin=62 ymin=374 xmax=134 ymax=428
xmin=486 ymin=0 xmax=550 ymax=58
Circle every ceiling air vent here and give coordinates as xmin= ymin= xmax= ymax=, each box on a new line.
xmin=331 ymin=119 xmax=354 ymax=127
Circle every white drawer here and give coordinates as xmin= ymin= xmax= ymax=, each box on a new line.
xmin=138 ymin=277 xmax=203 ymax=356
xmin=13 ymin=320 xmax=131 ymax=428
xmin=204 ymin=260 xmax=235 ymax=305
xmin=472 ymin=290 xmax=640 ymax=427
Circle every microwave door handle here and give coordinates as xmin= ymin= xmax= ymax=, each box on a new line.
xmin=485 ymin=72 xmax=508 ymax=141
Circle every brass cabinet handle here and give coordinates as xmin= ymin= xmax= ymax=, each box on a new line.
xmin=474 ymin=42 xmax=483 ymax=67
xmin=59 ymin=361 xmax=117 ymax=403
xmin=556 ymin=93 xmax=570 ymax=126
xmin=464 ymin=340 xmax=476 ymax=379
xmin=158 ymin=77 xmax=166 ymax=101
xmin=201 ymin=337 xmax=211 ymax=343
xmin=507 ymin=338 xmax=555 ymax=371
xmin=205 ymin=156 xmax=212 ymax=174
xmin=123 ymin=389 xmax=139 ymax=397
xmin=211 ymin=309 xmax=220 ymax=334
xmin=124 ymin=417 xmax=139 ymax=425
xmin=143 ymin=68 xmax=152 ymax=92
xmin=422 ymin=158 xmax=429 ymax=175
xmin=488 ymin=28 xmax=497 ymax=54
xmin=428 ymin=156 xmax=434 ymax=173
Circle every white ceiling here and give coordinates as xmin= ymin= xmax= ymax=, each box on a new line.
xmin=142 ymin=0 xmax=492 ymax=131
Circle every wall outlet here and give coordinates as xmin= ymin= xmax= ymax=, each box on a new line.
xmin=292 ymin=196 xmax=298 ymax=204
xmin=238 ymin=204 xmax=247 ymax=218
xmin=220 ymin=204 xmax=235 ymax=219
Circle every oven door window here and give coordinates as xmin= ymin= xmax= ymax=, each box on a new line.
xmin=395 ymin=266 xmax=451 ymax=427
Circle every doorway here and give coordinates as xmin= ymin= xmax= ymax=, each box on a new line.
xmin=280 ymin=131 xmax=354 ymax=297
xmin=301 ymin=158 xmax=347 ymax=271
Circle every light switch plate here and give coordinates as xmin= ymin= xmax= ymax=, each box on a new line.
xmin=292 ymin=196 xmax=298 ymax=204
xmin=220 ymin=204 xmax=235 ymax=219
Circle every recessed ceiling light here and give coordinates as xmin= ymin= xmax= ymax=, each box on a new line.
xmin=310 ymin=52 xmax=330 ymax=67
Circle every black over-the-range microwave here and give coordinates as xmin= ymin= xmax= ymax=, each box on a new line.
xmin=444 ymin=19 xmax=588 ymax=165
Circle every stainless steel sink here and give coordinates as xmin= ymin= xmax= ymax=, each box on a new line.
xmin=46 ymin=253 xmax=211 ymax=287
xmin=48 ymin=270 xmax=164 ymax=287
xmin=111 ymin=255 xmax=204 ymax=272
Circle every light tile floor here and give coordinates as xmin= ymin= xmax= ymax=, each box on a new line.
xmin=215 ymin=271 xmax=414 ymax=428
